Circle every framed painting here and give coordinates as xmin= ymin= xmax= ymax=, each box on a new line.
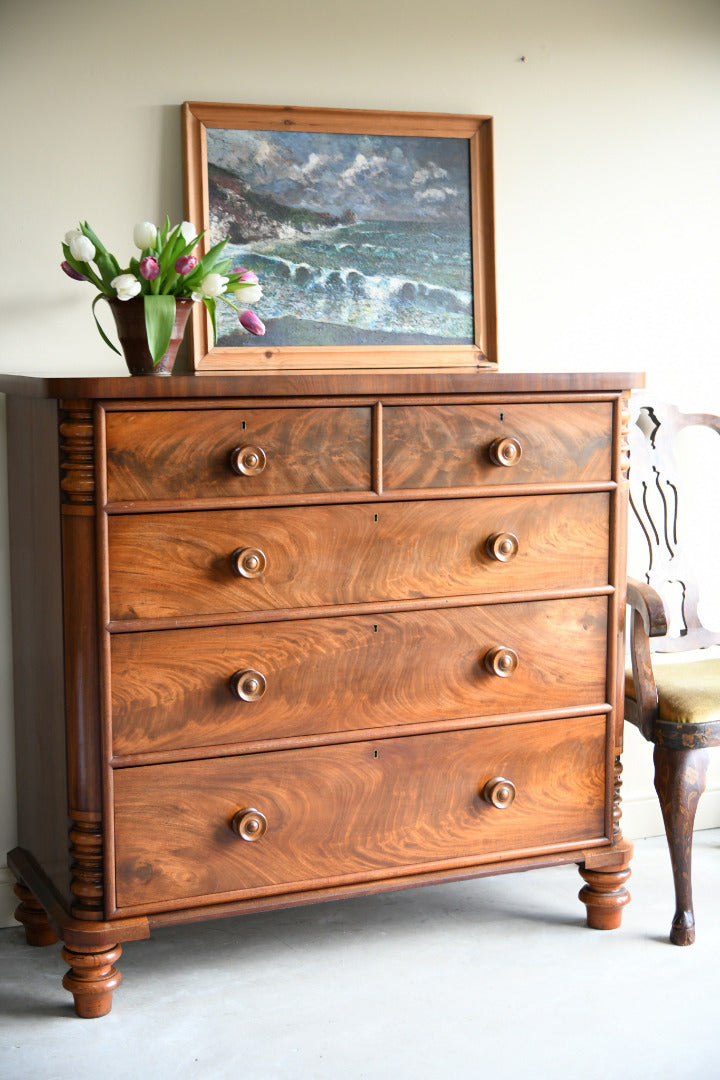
xmin=182 ymin=102 xmax=496 ymax=372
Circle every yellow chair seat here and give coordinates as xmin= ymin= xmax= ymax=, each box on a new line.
xmin=625 ymin=657 xmax=720 ymax=725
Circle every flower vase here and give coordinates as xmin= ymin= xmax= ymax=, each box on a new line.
xmin=106 ymin=297 xmax=194 ymax=375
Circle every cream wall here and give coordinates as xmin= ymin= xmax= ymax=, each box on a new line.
xmin=1 ymin=0 xmax=719 ymax=923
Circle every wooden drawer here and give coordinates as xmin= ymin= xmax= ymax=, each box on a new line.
xmin=107 ymin=492 xmax=610 ymax=622
xmin=104 ymin=406 xmax=372 ymax=502
xmin=111 ymin=597 xmax=608 ymax=755
xmin=383 ymin=401 xmax=613 ymax=488
xmin=112 ymin=715 xmax=608 ymax=910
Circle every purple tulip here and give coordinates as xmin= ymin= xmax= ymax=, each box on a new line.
xmin=239 ymin=309 xmax=266 ymax=336
xmin=61 ymin=259 xmax=85 ymax=281
xmin=140 ymin=256 xmax=160 ymax=280
xmin=175 ymin=254 xmax=198 ymax=275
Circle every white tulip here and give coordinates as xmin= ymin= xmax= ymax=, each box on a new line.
xmin=233 ymin=283 xmax=262 ymax=305
xmin=111 ymin=273 xmax=142 ymax=300
xmin=191 ymin=273 xmax=229 ymax=301
xmin=64 ymin=228 xmax=83 ymax=246
xmin=133 ymin=221 xmax=157 ymax=249
xmin=68 ymin=234 xmax=96 ymax=262
xmin=179 ymin=220 xmax=196 ymax=243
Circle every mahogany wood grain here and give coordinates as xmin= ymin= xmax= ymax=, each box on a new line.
xmin=383 ymin=401 xmax=612 ymax=488
xmin=5 ymin=396 xmax=70 ymax=903
xmin=107 ymin=492 xmax=611 ymax=622
xmin=104 ymin=405 xmax=372 ymax=502
xmin=110 ymin=597 xmax=609 ymax=755
xmin=0 ymin=370 xmax=645 ymax=402
xmin=112 ymin=715 xmax=608 ymax=910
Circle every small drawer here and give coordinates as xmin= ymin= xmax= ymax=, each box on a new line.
xmin=112 ymin=715 xmax=608 ymax=909
xmin=110 ymin=596 xmax=609 ymax=754
xmin=104 ymin=406 xmax=372 ymax=502
xmin=106 ymin=492 xmax=610 ymax=622
xmin=383 ymin=401 xmax=613 ymax=489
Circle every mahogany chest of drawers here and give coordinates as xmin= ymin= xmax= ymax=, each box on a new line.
xmin=2 ymin=369 xmax=642 ymax=1017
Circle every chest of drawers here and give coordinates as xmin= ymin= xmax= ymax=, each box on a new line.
xmin=2 ymin=369 xmax=642 ymax=1017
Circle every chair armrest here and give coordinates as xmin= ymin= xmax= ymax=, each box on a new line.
xmin=625 ymin=578 xmax=667 ymax=739
xmin=626 ymin=577 xmax=668 ymax=638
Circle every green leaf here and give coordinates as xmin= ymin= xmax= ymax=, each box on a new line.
xmin=91 ymin=295 xmax=122 ymax=355
xmin=62 ymin=243 xmax=107 ymax=292
xmin=144 ymin=294 xmax=176 ymax=366
xmin=203 ymin=296 xmax=217 ymax=345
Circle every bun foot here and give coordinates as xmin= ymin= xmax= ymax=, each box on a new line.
xmin=13 ymin=882 xmax=59 ymax=946
xmin=62 ymin=943 xmax=122 ymax=1018
xmin=578 ymin=849 xmax=632 ymax=930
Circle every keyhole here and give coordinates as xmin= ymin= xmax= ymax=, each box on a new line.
xmin=499 ymin=412 xmax=504 ymax=422
xmin=241 ymin=421 xmax=247 ymax=430
xmin=373 ymin=749 xmax=379 ymax=759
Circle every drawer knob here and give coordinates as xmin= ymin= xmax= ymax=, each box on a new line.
xmin=231 ymin=547 xmax=267 ymax=579
xmin=489 ymin=436 xmax=522 ymax=467
xmin=483 ymin=777 xmax=516 ymax=809
xmin=486 ymin=531 xmax=519 ymax=562
xmin=232 ymin=808 xmax=268 ymax=841
xmin=230 ymin=444 xmax=267 ymax=476
xmin=230 ymin=668 xmax=267 ymax=702
xmin=484 ymin=646 xmax=519 ymax=678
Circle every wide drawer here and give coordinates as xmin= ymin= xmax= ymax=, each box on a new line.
xmin=107 ymin=492 xmax=610 ymax=622
xmin=110 ymin=597 xmax=608 ymax=755
xmin=112 ymin=715 xmax=608 ymax=909
xmin=383 ymin=401 xmax=613 ymax=488
xmin=104 ymin=406 xmax=372 ymax=502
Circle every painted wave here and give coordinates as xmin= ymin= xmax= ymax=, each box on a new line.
xmin=215 ymin=220 xmax=474 ymax=346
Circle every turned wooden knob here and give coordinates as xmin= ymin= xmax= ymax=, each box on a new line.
xmin=483 ymin=646 xmax=519 ymax=678
xmin=482 ymin=777 xmax=516 ymax=809
xmin=488 ymin=436 xmax=523 ymax=467
xmin=231 ymin=547 xmax=267 ymax=579
xmin=230 ymin=444 xmax=267 ymax=476
xmin=486 ymin=531 xmax=519 ymax=562
xmin=230 ymin=668 xmax=267 ymax=702
xmin=231 ymin=808 xmax=268 ymax=841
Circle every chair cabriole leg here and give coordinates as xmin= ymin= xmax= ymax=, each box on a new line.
xmin=653 ymin=744 xmax=709 ymax=946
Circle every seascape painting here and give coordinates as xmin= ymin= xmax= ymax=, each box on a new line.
xmin=205 ymin=127 xmax=475 ymax=348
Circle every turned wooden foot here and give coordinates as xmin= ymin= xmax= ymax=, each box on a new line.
xmin=62 ymin=943 xmax=122 ymax=1018
xmin=578 ymin=846 xmax=632 ymax=930
xmin=654 ymin=744 xmax=709 ymax=946
xmin=13 ymin=882 xmax=59 ymax=946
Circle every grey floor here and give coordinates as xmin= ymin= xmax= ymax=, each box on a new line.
xmin=1 ymin=831 xmax=718 ymax=1080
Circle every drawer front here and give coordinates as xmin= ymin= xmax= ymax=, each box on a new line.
xmin=104 ymin=407 xmax=372 ymax=502
xmin=107 ymin=492 xmax=610 ymax=622
xmin=111 ymin=597 xmax=608 ymax=754
xmin=113 ymin=715 xmax=608 ymax=909
xmin=383 ymin=402 xmax=613 ymax=489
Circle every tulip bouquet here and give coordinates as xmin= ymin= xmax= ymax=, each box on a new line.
xmin=61 ymin=218 xmax=265 ymax=367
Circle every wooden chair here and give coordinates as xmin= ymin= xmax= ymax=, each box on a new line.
xmin=625 ymin=398 xmax=720 ymax=944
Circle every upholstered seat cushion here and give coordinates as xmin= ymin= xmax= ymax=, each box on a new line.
xmin=625 ymin=657 xmax=720 ymax=725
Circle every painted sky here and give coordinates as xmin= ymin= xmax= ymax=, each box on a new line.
xmin=207 ymin=128 xmax=472 ymax=223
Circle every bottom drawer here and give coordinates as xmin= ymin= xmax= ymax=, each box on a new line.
xmin=112 ymin=715 xmax=608 ymax=911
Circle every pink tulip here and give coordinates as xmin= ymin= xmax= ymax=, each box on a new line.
xmin=234 ymin=268 xmax=259 ymax=284
xmin=239 ymin=309 xmax=266 ymax=336
xmin=176 ymin=254 xmax=198 ymax=275
xmin=140 ymin=256 xmax=160 ymax=280
xmin=61 ymin=260 xmax=85 ymax=281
